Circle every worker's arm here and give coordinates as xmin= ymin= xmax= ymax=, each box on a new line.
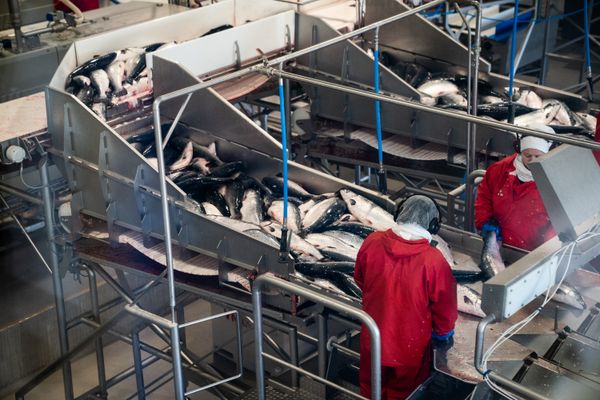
xmin=427 ymin=256 xmax=458 ymax=338
xmin=58 ymin=0 xmax=84 ymax=19
xmin=474 ymin=171 xmax=494 ymax=231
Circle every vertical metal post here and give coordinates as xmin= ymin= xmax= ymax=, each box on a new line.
xmin=317 ymin=313 xmax=328 ymax=378
xmin=132 ymin=330 xmax=147 ymax=400
xmin=88 ymin=269 xmax=107 ymax=397
xmin=153 ymin=109 xmax=186 ymax=400
xmin=289 ymin=327 xmax=299 ymax=389
xmin=7 ymin=0 xmax=24 ymax=53
xmin=284 ymin=77 xmax=292 ymax=143
xmin=40 ymin=156 xmax=74 ymax=400
xmin=539 ymin=1 xmax=552 ymax=85
xmin=470 ymin=2 xmax=482 ymax=171
xmin=252 ymin=286 xmax=266 ymax=400
xmin=176 ymin=304 xmax=187 ymax=349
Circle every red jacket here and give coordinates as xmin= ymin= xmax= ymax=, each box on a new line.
xmin=475 ymin=153 xmax=555 ymax=251
xmin=54 ymin=0 xmax=99 ymax=13
xmin=354 ymin=230 xmax=457 ymax=369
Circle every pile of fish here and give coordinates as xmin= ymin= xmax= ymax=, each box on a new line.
xmin=64 ymin=42 xmax=173 ymax=120
xmin=381 ymin=54 xmax=597 ymax=139
xmin=442 ymin=230 xmax=587 ymax=318
xmin=63 ymin=24 xmax=234 ymax=120
xmin=126 ymin=129 xmax=399 ymax=298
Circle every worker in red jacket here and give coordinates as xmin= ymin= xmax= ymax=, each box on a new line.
xmin=54 ymin=0 xmax=99 ymax=17
xmin=475 ymin=124 xmax=556 ymax=251
xmin=355 ymin=195 xmax=457 ymax=399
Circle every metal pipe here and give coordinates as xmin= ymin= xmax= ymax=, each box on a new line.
xmin=317 ymin=313 xmax=328 ymax=378
xmin=263 ymin=68 xmax=600 ymax=151
xmin=253 ymin=274 xmax=381 ymax=400
xmin=464 ymin=169 xmax=485 ymax=232
xmin=87 ymin=268 xmax=107 ymax=398
xmin=514 ymin=0 xmax=539 ymax=70
xmin=470 ymin=1 xmax=482 ymax=174
xmin=0 ymin=182 xmax=43 ymax=205
xmin=474 ymin=313 xmax=496 ymax=375
xmin=132 ymin=330 xmax=147 ymax=400
xmin=447 ymin=183 xmax=466 ymax=227
xmin=538 ymin=1 xmax=553 ymax=85
xmin=40 ymin=156 xmax=73 ymax=400
xmin=7 ymin=0 xmax=24 ymax=53
xmin=289 ymin=327 xmax=299 ymax=388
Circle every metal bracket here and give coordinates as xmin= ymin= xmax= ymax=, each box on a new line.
xmin=98 ymin=131 xmax=118 ymax=246
xmin=63 ymin=103 xmax=78 ymax=191
xmin=70 ymin=191 xmax=84 ymax=241
xmin=446 ymin=128 xmax=460 ymax=164
xmin=309 ymin=24 xmax=321 ymax=115
xmin=133 ymin=164 xmax=153 ymax=247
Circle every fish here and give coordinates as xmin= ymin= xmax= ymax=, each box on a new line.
xmin=516 ymin=90 xmax=543 ymax=109
xmin=66 ymin=51 xmax=118 ymax=87
xmin=432 ymin=234 xmax=454 ymax=266
xmin=205 ymin=215 xmax=259 ymax=233
xmin=298 ymin=194 xmax=334 ymax=219
xmin=240 ymin=189 xmax=263 ymax=225
xmin=203 ymin=191 xmax=230 ymax=217
xmin=479 ymin=230 xmax=506 ymax=280
xmin=452 ymin=270 xmax=485 ymax=283
xmin=76 ymin=86 xmax=95 ymax=106
xmin=402 ymin=62 xmax=431 ymax=87
xmin=477 ymin=102 xmax=537 ymax=120
xmin=543 ymin=100 xmax=573 ymax=126
xmin=190 ymin=157 xmax=212 ymax=175
xmin=243 ymin=229 xmax=279 ymax=248
xmin=144 ymin=42 xmax=165 ymax=52
xmin=337 ymin=213 xmax=358 ymax=222
xmin=105 ymin=60 xmax=126 ymax=96
xmin=201 ymin=202 xmax=222 ymax=216
xmin=304 ymin=233 xmax=359 ymax=262
xmin=126 ymin=53 xmax=148 ymax=84
xmin=547 ymin=125 xmax=592 ymax=137
xmin=457 ymin=284 xmax=486 ymax=317
xmin=439 ymin=93 xmax=468 ymax=107
xmin=168 ymin=141 xmax=193 ymax=172
xmin=90 ymin=69 xmax=111 ymax=101
xmin=262 ymin=176 xmax=313 ymax=201
xmin=480 ymin=95 xmax=504 ymax=104
xmin=512 ymin=102 xmax=560 ymax=126
xmin=339 ymin=189 xmax=395 ymax=231
xmin=220 ymin=179 xmax=249 ymax=219
xmin=576 ymin=112 xmax=597 ymax=131
xmin=302 ymin=197 xmax=347 ymax=233
xmin=171 ymin=137 xmax=223 ymax=166
xmin=326 ymin=221 xmax=376 ymax=239
xmin=417 ymin=79 xmax=460 ymax=99
xmin=327 ymin=271 xmax=362 ymax=298
xmin=267 ymin=200 xmax=302 ymax=233
xmin=419 ymin=94 xmax=437 ymax=106
xmin=209 ymin=161 xmax=246 ymax=178
xmin=261 ymin=221 xmax=324 ymax=260
xmin=552 ymin=282 xmax=586 ymax=310
xmin=72 ymin=75 xmax=91 ymax=89
xmin=321 ymin=230 xmax=364 ymax=249
xmin=91 ymin=102 xmax=106 ymax=120
xmin=295 ymin=261 xmax=355 ymax=276
xmin=176 ymin=175 xmax=234 ymax=195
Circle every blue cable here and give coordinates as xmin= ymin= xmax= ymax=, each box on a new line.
xmin=508 ymin=0 xmax=520 ymax=99
xmin=584 ymin=0 xmax=592 ymax=74
xmin=374 ymin=48 xmax=384 ymax=169
xmin=278 ymin=78 xmax=289 ymax=223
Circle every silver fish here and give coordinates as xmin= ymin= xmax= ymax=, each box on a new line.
xmin=240 ymin=189 xmax=263 ymax=225
xmin=576 ymin=112 xmax=597 ymax=131
xmin=552 ymin=282 xmax=586 ymax=310
xmin=90 ymin=69 xmax=111 ymax=101
xmin=458 ymin=284 xmax=486 ymax=318
xmin=205 ymin=215 xmax=259 ymax=233
xmin=337 ymin=213 xmax=358 ymax=222
xmin=243 ymin=229 xmax=279 ymax=248
xmin=298 ymin=193 xmax=335 ymax=219
xmin=440 ymin=93 xmax=468 ymax=107
xmin=321 ymin=230 xmax=364 ymax=249
xmin=267 ymin=200 xmax=302 ymax=233
xmin=201 ymin=202 xmax=222 ymax=216
xmin=105 ymin=60 xmax=126 ymax=96
xmin=261 ymin=220 xmax=323 ymax=260
xmin=419 ymin=94 xmax=437 ymax=106
xmin=302 ymin=197 xmax=346 ymax=233
xmin=417 ymin=80 xmax=460 ymax=98
xmin=479 ymin=230 xmax=506 ymax=280
xmin=72 ymin=75 xmax=91 ymax=88
xmin=168 ymin=141 xmax=193 ymax=172
xmin=481 ymin=95 xmax=503 ymax=105
xmin=91 ymin=102 xmax=106 ymax=120
xmin=516 ymin=90 xmax=543 ymax=109
xmin=339 ymin=189 xmax=395 ymax=231
xmin=304 ymin=233 xmax=358 ymax=262
xmin=513 ymin=102 xmax=560 ymax=126
xmin=543 ymin=99 xmax=572 ymax=126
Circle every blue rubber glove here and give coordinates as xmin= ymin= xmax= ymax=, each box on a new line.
xmin=481 ymin=220 xmax=501 ymax=241
xmin=432 ymin=330 xmax=454 ymax=351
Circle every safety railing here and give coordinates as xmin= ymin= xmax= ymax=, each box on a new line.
xmin=252 ymin=274 xmax=381 ymax=400
xmin=447 ymin=169 xmax=485 ymax=231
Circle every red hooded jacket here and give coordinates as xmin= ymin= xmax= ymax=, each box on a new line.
xmin=355 ymin=229 xmax=457 ymax=371
xmin=475 ymin=154 xmax=555 ymax=251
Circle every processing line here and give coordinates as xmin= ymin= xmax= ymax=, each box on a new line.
xmin=10 ymin=2 xmax=600 ymax=400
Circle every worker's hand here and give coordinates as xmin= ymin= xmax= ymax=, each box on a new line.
xmin=481 ymin=219 xmax=501 ymax=241
xmin=432 ymin=331 xmax=454 ymax=352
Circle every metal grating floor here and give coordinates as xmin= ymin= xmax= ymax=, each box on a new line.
xmin=239 ymin=383 xmax=360 ymax=400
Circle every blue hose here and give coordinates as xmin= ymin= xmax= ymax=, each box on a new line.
xmin=374 ymin=49 xmax=383 ymax=168
xmin=278 ymin=78 xmax=289 ymax=223
xmin=507 ymin=0 xmax=520 ymax=99
xmin=584 ymin=0 xmax=592 ymax=74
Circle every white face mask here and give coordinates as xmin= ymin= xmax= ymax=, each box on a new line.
xmin=511 ymin=155 xmax=533 ymax=182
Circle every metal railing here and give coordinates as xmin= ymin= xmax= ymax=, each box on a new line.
xmin=447 ymin=169 xmax=486 ymax=230
xmin=252 ymin=274 xmax=381 ymax=400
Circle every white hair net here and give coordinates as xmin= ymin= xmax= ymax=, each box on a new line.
xmin=396 ymin=195 xmax=439 ymax=230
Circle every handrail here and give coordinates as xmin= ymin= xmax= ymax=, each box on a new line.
xmin=464 ymin=169 xmax=486 ymax=232
xmin=252 ymin=274 xmax=381 ymax=400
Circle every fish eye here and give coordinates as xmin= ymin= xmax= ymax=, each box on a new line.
xmin=464 ymin=296 xmax=471 ymax=304
xmin=350 ymin=199 xmax=356 ymax=205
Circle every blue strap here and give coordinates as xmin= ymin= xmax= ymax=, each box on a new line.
xmin=432 ymin=329 xmax=455 ymax=341
xmin=373 ymin=49 xmax=383 ymax=168
xmin=278 ymin=78 xmax=288 ymax=223
xmin=507 ymin=0 xmax=520 ymax=99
